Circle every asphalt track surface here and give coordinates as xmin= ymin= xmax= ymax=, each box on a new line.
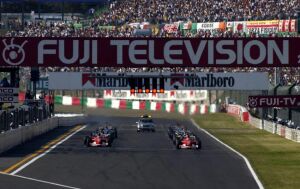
xmin=0 ymin=114 xmax=259 ymax=189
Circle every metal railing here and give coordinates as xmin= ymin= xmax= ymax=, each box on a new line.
xmin=0 ymin=101 xmax=52 ymax=133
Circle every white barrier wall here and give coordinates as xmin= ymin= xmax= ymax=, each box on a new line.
xmin=248 ymin=114 xmax=300 ymax=143
xmin=264 ymin=121 xmax=274 ymax=133
xmin=0 ymin=118 xmax=58 ymax=154
xmin=0 ymin=116 xmax=87 ymax=154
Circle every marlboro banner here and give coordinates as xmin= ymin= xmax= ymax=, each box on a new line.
xmin=0 ymin=37 xmax=300 ymax=67
xmin=48 ymin=72 xmax=269 ymax=90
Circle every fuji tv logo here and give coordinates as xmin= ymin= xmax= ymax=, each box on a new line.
xmin=2 ymin=38 xmax=28 ymax=66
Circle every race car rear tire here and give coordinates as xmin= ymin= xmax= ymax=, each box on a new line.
xmin=114 ymin=128 xmax=118 ymax=138
xmin=198 ymin=141 xmax=202 ymax=149
xmin=84 ymin=137 xmax=90 ymax=147
xmin=172 ymin=135 xmax=176 ymax=144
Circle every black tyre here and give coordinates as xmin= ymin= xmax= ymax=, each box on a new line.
xmin=175 ymin=139 xmax=180 ymax=149
xmin=114 ymin=130 xmax=118 ymax=138
xmin=198 ymin=141 xmax=202 ymax=149
xmin=84 ymin=137 xmax=90 ymax=147
xmin=172 ymin=135 xmax=176 ymax=144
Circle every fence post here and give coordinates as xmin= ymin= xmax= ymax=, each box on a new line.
xmin=273 ymin=84 xmax=281 ymax=120
xmin=288 ymin=83 xmax=297 ymax=121
xmin=0 ymin=111 xmax=4 ymax=131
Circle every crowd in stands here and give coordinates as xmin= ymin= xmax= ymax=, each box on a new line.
xmin=3 ymin=0 xmax=300 ymax=86
xmin=98 ymin=0 xmax=298 ymax=25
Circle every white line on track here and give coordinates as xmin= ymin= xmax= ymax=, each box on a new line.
xmin=0 ymin=171 xmax=80 ymax=189
xmin=10 ymin=125 xmax=87 ymax=175
xmin=190 ymin=119 xmax=264 ymax=189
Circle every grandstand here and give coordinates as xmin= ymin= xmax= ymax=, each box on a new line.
xmin=1 ymin=1 xmax=300 ymax=189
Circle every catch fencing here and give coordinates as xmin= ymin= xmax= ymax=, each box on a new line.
xmin=0 ymin=102 xmax=51 ymax=133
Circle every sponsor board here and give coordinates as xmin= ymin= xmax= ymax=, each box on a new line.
xmin=278 ymin=20 xmax=297 ymax=33
xmin=246 ymin=20 xmax=279 ymax=34
xmin=103 ymin=90 xmax=207 ymax=102
xmin=248 ymin=95 xmax=300 ymax=108
xmin=49 ymin=72 xmax=269 ymax=91
xmin=197 ymin=22 xmax=226 ymax=32
xmin=49 ymin=72 xmax=170 ymax=90
xmin=0 ymin=88 xmax=18 ymax=103
xmin=0 ymin=37 xmax=299 ymax=67
xmin=170 ymin=72 xmax=269 ymax=90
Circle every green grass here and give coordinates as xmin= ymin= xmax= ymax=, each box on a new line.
xmin=193 ymin=113 xmax=300 ymax=189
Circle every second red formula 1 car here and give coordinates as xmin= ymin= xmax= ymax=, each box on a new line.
xmin=168 ymin=126 xmax=201 ymax=149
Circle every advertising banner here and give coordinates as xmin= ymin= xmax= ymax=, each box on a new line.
xmin=246 ymin=20 xmax=279 ymax=34
xmin=197 ymin=22 xmax=226 ymax=32
xmin=169 ymin=72 xmax=269 ymax=90
xmin=103 ymin=90 xmax=207 ymax=102
xmin=248 ymin=95 xmax=300 ymax=108
xmin=0 ymin=37 xmax=299 ymax=67
xmin=278 ymin=20 xmax=297 ymax=32
xmin=0 ymin=88 xmax=19 ymax=103
xmin=49 ymin=72 xmax=269 ymax=91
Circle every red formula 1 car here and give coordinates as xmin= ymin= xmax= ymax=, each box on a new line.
xmin=84 ymin=126 xmax=117 ymax=147
xmin=176 ymin=134 xmax=201 ymax=149
xmin=168 ymin=126 xmax=201 ymax=149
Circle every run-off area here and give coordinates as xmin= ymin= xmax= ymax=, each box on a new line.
xmin=0 ymin=115 xmax=259 ymax=189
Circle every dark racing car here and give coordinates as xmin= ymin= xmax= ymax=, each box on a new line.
xmin=168 ymin=125 xmax=201 ymax=149
xmin=84 ymin=125 xmax=118 ymax=147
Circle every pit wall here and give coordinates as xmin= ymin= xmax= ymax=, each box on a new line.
xmin=53 ymin=95 xmax=218 ymax=115
xmin=226 ymin=104 xmax=300 ymax=143
xmin=0 ymin=116 xmax=86 ymax=154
